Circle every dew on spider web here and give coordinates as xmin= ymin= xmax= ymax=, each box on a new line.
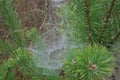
xmin=29 ymin=0 xmax=70 ymax=75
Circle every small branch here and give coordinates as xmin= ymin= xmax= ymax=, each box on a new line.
xmin=99 ymin=0 xmax=115 ymax=43
xmin=5 ymin=67 xmax=11 ymax=80
xmin=99 ymin=0 xmax=116 ymax=36
xmin=104 ymin=0 xmax=116 ymax=25
xmin=59 ymin=70 xmax=66 ymax=80
xmin=110 ymin=31 xmax=120 ymax=44
xmin=22 ymin=63 xmax=46 ymax=79
xmin=107 ymin=31 xmax=120 ymax=48
xmin=111 ymin=74 xmax=115 ymax=80
xmin=84 ymin=0 xmax=93 ymax=45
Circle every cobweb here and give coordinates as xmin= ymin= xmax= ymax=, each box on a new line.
xmin=29 ymin=0 xmax=69 ymax=75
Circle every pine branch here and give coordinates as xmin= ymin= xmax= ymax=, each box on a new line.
xmin=5 ymin=67 xmax=11 ymax=80
xmin=104 ymin=0 xmax=116 ymax=25
xmin=107 ymin=31 xmax=120 ymax=48
xmin=100 ymin=0 xmax=116 ymax=35
xmin=98 ymin=0 xmax=116 ymax=44
xmin=84 ymin=0 xmax=93 ymax=44
xmin=22 ymin=63 xmax=46 ymax=79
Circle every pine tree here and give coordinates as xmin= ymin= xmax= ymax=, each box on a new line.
xmin=60 ymin=0 xmax=120 ymax=80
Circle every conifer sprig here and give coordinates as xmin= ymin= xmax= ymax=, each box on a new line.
xmin=108 ymin=31 xmax=120 ymax=48
xmin=84 ymin=0 xmax=93 ymax=45
xmin=99 ymin=0 xmax=116 ymax=44
xmin=104 ymin=0 xmax=116 ymax=25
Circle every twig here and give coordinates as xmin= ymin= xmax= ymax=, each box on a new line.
xmin=22 ymin=63 xmax=46 ymax=79
xmin=111 ymin=74 xmax=115 ymax=80
xmin=111 ymin=31 xmax=120 ymax=43
xmin=5 ymin=67 xmax=11 ymax=80
xmin=104 ymin=0 xmax=116 ymax=25
xmin=107 ymin=31 xmax=120 ymax=48
xmin=99 ymin=0 xmax=116 ymax=37
xmin=5 ymin=27 xmax=28 ymax=38
xmin=59 ymin=70 xmax=66 ymax=80
xmin=84 ymin=0 xmax=93 ymax=44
